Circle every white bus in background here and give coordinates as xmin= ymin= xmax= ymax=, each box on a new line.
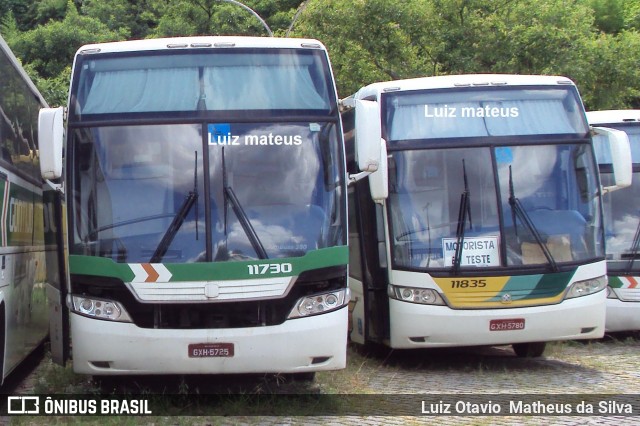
xmin=0 ymin=35 xmax=50 ymax=385
xmin=38 ymin=36 xmax=348 ymax=380
xmin=587 ymin=110 xmax=640 ymax=332
xmin=344 ymin=75 xmax=631 ymax=357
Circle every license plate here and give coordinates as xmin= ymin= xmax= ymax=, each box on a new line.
xmin=489 ymin=318 xmax=525 ymax=331
xmin=188 ymin=343 xmax=234 ymax=358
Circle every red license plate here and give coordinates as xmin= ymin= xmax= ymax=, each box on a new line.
xmin=489 ymin=318 xmax=525 ymax=331
xmin=188 ymin=343 xmax=234 ymax=358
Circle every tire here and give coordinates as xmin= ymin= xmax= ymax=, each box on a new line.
xmin=350 ymin=340 xmax=388 ymax=358
xmin=512 ymin=342 xmax=546 ymax=358
xmin=92 ymin=376 xmax=120 ymax=392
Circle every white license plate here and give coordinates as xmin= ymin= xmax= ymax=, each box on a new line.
xmin=489 ymin=318 xmax=525 ymax=331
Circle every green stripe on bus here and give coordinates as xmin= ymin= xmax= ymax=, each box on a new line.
xmin=607 ymin=276 xmax=623 ymax=288
xmin=69 ymin=245 xmax=348 ymax=282
xmin=488 ymin=270 xmax=574 ymax=302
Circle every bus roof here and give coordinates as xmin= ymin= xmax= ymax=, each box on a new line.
xmin=586 ymin=110 xmax=640 ymax=125
xmin=75 ymin=36 xmax=328 ymax=56
xmin=348 ymin=74 xmax=576 ymax=102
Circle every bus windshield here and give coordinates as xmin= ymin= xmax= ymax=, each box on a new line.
xmin=384 ymin=87 xmax=602 ymax=272
xmin=68 ymin=48 xmax=344 ymax=264
xmin=384 ymin=86 xmax=589 ymax=141
xmin=593 ymin=125 xmax=640 ymax=271
xmin=70 ymin=49 xmax=333 ymax=117
xmin=70 ymin=121 xmax=343 ymax=263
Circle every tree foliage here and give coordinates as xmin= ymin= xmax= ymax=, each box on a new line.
xmin=3 ymin=1 xmax=122 ymax=105
xmin=292 ymin=0 xmax=640 ymax=107
xmin=1 ymin=0 xmax=640 ymax=109
xmin=291 ymin=0 xmax=439 ymax=96
xmin=80 ymin=0 xmax=163 ymax=39
xmin=152 ymin=0 xmax=274 ymax=37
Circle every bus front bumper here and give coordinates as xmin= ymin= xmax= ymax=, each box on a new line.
xmin=388 ymin=290 xmax=606 ymax=349
xmin=605 ymin=298 xmax=640 ymax=333
xmin=70 ymin=307 xmax=347 ymax=375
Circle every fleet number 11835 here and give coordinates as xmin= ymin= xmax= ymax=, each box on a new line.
xmin=450 ymin=279 xmax=487 ymax=289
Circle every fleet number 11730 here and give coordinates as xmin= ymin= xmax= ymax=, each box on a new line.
xmin=247 ymin=263 xmax=293 ymax=275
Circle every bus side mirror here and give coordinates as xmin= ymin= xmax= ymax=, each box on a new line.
xmin=39 ymin=107 xmax=64 ymax=181
xmin=369 ymin=139 xmax=388 ymax=202
xmin=592 ymin=126 xmax=632 ymax=193
xmin=354 ymin=99 xmax=381 ymax=173
xmin=346 ymin=99 xmax=388 ymax=200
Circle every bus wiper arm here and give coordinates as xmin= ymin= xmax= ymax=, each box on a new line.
xmin=221 ymin=146 xmax=268 ymax=260
xmin=508 ymin=166 xmax=558 ymax=272
xmin=625 ymin=216 xmax=640 ymax=274
xmin=453 ymin=159 xmax=472 ymax=272
xmin=151 ymin=152 xmax=199 ymax=263
xmin=224 ymin=186 xmax=268 ymax=259
xmin=150 ymin=190 xmax=197 ymax=263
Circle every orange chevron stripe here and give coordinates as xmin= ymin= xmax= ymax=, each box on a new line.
xmin=627 ymin=276 xmax=638 ymax=289
xmin=142 ymin=263 xmax=159 ymax=282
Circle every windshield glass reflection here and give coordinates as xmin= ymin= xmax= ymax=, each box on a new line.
xmin=594 ymin=125 xmax=640 ymax=271
xmin=209 ymin=122 xmax=343 ymax=261
xmin=69 ymin=122 xmax=344 ymax=263
xmin=388 ymin=144 xmax=602 ymax=271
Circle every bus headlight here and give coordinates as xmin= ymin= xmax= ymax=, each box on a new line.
xmin=287 ymin=288 xmax=350 ymax=319
xmin=565 ymin=276 xmax=607 ymax=299
xmin=70 ymin=295 xmax=133 ymax=322
xmin=389 ymin=285 xmax=445 ymax=305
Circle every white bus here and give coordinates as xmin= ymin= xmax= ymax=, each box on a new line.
xmin=0 ymin=35 xmax=50 ymax=384
xmin=38 ymin=36 xmax=348 ymax=379
xmin=587 ymin=110 xmax=640 ymax=332
xmin=344 ymin=75 xmax=631 ymax=357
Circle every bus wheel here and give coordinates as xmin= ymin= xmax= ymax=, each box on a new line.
xmin=512 ymin=342 xmax=546 ymax=358
xmin=92 ymin=376 xmax=119 ymax=392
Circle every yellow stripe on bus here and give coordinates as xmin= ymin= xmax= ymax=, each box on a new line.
xmin=433 ymin=276 xmax=565 ymax=308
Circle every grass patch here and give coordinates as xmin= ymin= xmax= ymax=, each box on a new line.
xmin=317 ymin=343 xmax=389 ymax=394
xmin=31 ymin=354 xmax=95 ymax=394
xmin=12 ymin=336 xmax=640 ymax=422
xmin=18 ymin=351 xmax=354 ymax=418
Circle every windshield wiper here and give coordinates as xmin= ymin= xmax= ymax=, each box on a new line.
xmin=625 ymin=217 xmax=640 ymax=274
xmin=453 ymin=159 xmax=473 ymax=272
xmin=508 ymin=165 xmax=558 ymax=272
xmin=318 ymin=122 xmax=342 ymax=247
xmin=150 ymin=151 xmax=199 ymax=263
xmin=319 ymin=123 xmax=337 ymax=190
xmin=221 ymin=146 xmax=268 ymax=260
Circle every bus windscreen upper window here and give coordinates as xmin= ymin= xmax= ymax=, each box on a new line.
xmin=75 ymin=50 xmax=331 ymax=115
xmin=384 ymin=87 xmax=589 ymax=141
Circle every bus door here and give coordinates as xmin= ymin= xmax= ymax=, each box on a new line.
xmin=349 ymin=182 xmax=390 ymax=344
xmin=44 ymin=184 xmax=69 ymax=365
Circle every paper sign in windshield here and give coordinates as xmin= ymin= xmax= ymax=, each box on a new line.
xmin=442 ymin=236 xmax=500 ymax=267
